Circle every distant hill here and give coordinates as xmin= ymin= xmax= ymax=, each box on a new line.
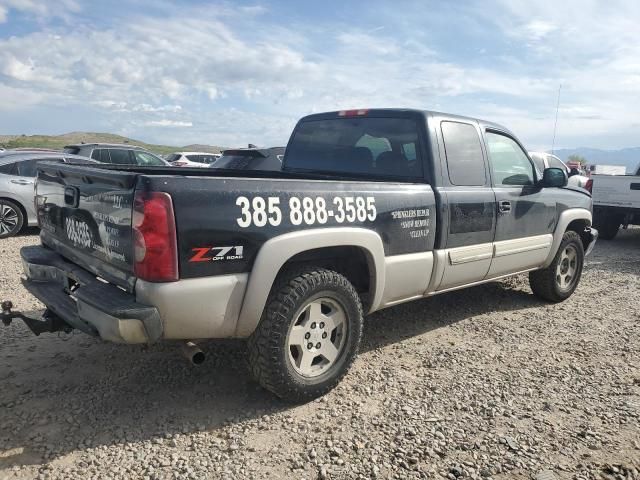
xmin=0 ymin=133 xmax=224 ymax=156
xmin=553 ymin=147 xmax=640 ymax=173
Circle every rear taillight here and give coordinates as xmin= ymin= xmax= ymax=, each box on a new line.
xmin=585 ymin=179 xmax=593 ymax=193
xmin=132 ymin=191 xmax=178 ymax=282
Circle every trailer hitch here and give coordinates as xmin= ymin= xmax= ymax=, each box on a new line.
xmin=1 ymin=300 xmax=72 ymax=336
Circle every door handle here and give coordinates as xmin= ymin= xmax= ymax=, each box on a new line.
xmin=10 ymin=179 xmax=33 ymax=185
xmin=499 ymin=201 xmax=512 ymax=213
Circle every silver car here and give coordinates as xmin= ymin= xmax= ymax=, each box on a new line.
xmin=529 ymin=152 xmax=590 ymax=189
xmin=0 ymin=151 xmax=95 ymax=238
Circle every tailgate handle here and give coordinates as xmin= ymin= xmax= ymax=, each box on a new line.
xmin=64 ymin=186 xmax=80 ymax=208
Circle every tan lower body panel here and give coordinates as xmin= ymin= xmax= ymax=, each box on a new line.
xmin=488 ymin=234 xmax=552 ymax=277
xmin=436 ymin=243 xmax=493 ymax=291
xmin=135 ymin=274 xmax=248 ymax=339
xmin=380 ymin=252 xmax=433 ymax=307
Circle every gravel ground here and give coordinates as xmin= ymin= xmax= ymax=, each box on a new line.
xmin=1 ymin=229 xmax=639 ymax=480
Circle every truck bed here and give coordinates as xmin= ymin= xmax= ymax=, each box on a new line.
xmin=35 ymin=162 xmax=437 ymax=291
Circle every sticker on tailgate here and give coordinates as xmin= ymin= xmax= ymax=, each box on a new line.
xmin=65 ymin=217 xmax=93 ymax=248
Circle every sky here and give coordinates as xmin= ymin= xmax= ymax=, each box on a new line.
xmin=0 ymin=0 xmax=639 ymax=150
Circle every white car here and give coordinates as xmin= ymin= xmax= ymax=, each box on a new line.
xmin=529 ymin=152 xmax=591 ymax=189
xmin=166 ymin=152 xmax=221 ymax=167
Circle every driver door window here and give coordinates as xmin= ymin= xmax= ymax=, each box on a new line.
xmin=486 ymin=132 xmax=535 ymax=186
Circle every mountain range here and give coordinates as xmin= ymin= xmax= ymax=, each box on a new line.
xmin=0 ymin=133 xmax=223 ymax=156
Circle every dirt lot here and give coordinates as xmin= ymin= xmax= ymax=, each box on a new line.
xmin=0 ymin=229 xmax=638 ymax=480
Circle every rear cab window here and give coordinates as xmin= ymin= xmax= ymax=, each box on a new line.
xmin=284 ymin=115 xmax=423 ymax=180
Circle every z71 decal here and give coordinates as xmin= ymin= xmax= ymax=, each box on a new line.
xmin=235 ymin=195 xmax=376 ymax=228
xmin=190 ymin=246 xmax=244 ymax=262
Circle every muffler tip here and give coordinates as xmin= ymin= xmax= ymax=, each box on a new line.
xmin=181 ymin=341 xmax=205 ymax=366
xmin=192 ymin=350 xmax=205 ymax=365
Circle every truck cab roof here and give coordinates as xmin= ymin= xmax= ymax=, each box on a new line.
xmin=297 ymin=108 xmax=512 ymax=134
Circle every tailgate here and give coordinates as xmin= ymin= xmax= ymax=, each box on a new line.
xmin=35 ymin=162 xmax=138 ymax=290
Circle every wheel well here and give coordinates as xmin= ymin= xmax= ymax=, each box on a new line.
xmin=0 ymin=197 xmax=27 ymax=220
xmin=276 ymin=246 xmax=374 ymax=309
xmin=566 ymin=218 xmax=591 ymax=250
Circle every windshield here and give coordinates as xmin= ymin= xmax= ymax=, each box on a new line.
xmin=166 ymin=154 xmax=181 ymax=162
xmin=285 ymin=117 xmax=422 ymax=179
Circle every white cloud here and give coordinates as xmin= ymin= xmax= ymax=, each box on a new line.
xmin=145 ymin=120 xmax=193 ymax=127
xmin=0 ymin=0 xmax=80 ymax=23
xmin=0 ymin=1 xmax=639 ymax=149
xmin=522 ymin=20 xmax=557 ymax=41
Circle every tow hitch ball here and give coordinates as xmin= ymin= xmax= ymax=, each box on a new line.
xmin=1 ymin=300 xmax=20 ymax=326
xmin=1 ymin=300 xmax=72 ymax=335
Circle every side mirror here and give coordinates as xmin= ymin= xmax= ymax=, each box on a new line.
xmin=541 ymin=167 xmax=568 ymax=188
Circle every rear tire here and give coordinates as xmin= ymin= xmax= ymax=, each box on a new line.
xmin=529 ymin=231 xmax=584 ymax=302
xmin=247 ymin=267 xmax=363 ymax=402
xmin=594 ymin=216 xmax=620 ymax=240
xmin=0 ymin=200 xmax=24 ymax=239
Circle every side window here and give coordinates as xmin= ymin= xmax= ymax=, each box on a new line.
xmin=91 ymin=149 xmax=102 ymax=162
xmin=0 ymin=162 xmax=18 ymax=175
xmin=17 ymin=159 xmax=40 ymax=177
xmin=355 ymin=134 xmax=392 ymax=161
xmin=441 ymin=121 xmax=486 ymax=186
xmin=401 ymin=143 xmax=417 ymax=162
xmin=486 ymin=132 xmax=535 ymax=186
xmin=18 ymin=157 xmax=64 ymax=177
xmin=529 ymin=153 xmax=546 ymax=172
xmin=547 ymin=155 xmax=567 ymax=172
xmin=133 ymin=151 xmax=165 ymax=166
xmin=108 ymin=149 xmax=133 ymax=165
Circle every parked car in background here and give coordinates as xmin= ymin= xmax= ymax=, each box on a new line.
xmin=63 ymin=143 xmax=168 ymax=166
xmin=529 ymin=152 xmax=591 ymax=189
xmin=212 ymin=146 xmax=284 ymax=171
xmin=166 ymin=152 xmax=221 ymax=167
xmin=0 ymin=151 xmax=95 ymax=238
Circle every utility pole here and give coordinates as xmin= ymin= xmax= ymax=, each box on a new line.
xmin=551 ymin=84 xmax=561 ymax=154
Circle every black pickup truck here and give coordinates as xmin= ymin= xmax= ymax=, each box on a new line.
xmin=2 ymin=109 xmax=597 ymax=401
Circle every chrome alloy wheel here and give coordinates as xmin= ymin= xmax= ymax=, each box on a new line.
xmin=0 ymin=204 xmax=19 ymax=236
xmin=286 ymin=297 xmax=348 ymax=378
xmin=556 ymin=245 xmax=578 ymax=291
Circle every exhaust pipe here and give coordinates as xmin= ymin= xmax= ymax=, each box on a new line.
xmin=181 ymin=341 xmax=205 ymax=365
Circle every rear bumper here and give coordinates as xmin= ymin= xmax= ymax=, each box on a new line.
xmin=20 ymin=245 xmax=162 ymax=344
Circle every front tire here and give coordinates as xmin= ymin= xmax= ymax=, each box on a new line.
xmin=0 ymin=200 xmax=24 ymax=239
xmin=529 ymin=231 xmax=584 ymax=302
xmin=248 ymin=268 xmax=363 ymax=402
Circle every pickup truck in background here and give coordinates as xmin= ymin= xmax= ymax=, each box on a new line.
xmin=2 ymin=109 xmax=597 ymax=401
xmin=591 ymin=163 xmax=640 ymax=239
